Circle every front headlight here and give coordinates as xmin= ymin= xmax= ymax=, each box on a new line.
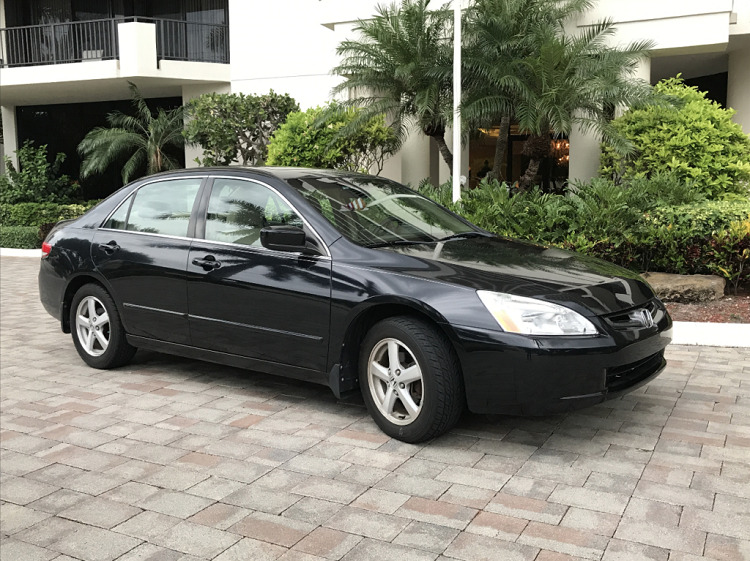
xmin=477 ymin=291 xmax=599 ymax=336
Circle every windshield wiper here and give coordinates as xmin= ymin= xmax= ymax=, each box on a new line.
xmin=437 ymin=231 xmax=494 ymax=242
xmin=364 ymin=240 xmax=432 ymax=249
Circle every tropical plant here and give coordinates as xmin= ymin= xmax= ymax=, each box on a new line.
xmin=414 ymin=175 xmax=750 ymax=286
xmin=461 ymin=0 xmax=655 ymax=189
xmin=184 ymin=91 xmax=298 ymax=166
xmin=461 ymin=0 xmax=593 ymax=181
xmin=330 ymin=0 xmax=456 ymax=172
xmin=600 ymin=76 xmax=750 ymax=199
xmin=0 ymin=201 xmax=97 ymax=228
xmin=267 ymin=104 xmax=398 ymax=174
xmin=515 ymin=24 xmax=653 ymax=189
xmin=78 ymin=82 xmax=185 ymax=184
xmin=0 ymin=141 xmax=76 ymax=204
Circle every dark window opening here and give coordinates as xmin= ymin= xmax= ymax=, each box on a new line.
xmin=16 ymin=97 xmax=185 ymax=200
xmin=469 ymin=125 xmax=569 ymax=192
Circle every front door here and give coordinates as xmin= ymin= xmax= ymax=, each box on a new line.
xmin=92 ymin=177 xmax=203 ymax=345
xmin=187 ymin=177 xmax=332 ymax=372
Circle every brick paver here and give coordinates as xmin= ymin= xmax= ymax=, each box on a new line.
xmin=2 ymin=255 xmax=750 ymax=560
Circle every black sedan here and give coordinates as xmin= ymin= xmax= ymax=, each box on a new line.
xmin=39 ymin=167 xmax=672 ymax=442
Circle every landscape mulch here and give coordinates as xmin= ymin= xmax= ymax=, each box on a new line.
xmin=665 ymin=284 xmax=750 ymax=323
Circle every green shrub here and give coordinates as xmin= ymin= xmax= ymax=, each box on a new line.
xmin=600 ymin=76 xmax=750 ymax=199
xmin=0 ymin=141 xmax=78 ymax=204
xmin=266 ymin=104 xmax=397 ymax=174
xmin=0 ymin=201 xmax=98 ymax=228
xmin=184 ymin=90 xmax=299 ymax=166
xmin=646 ymin=200 xmax=750 ymax=234
xmin=0 ymin=226 xmax=41 ymax=249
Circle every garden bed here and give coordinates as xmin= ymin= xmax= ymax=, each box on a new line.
xmin=665 ymin=281 xmax=750 ymax=323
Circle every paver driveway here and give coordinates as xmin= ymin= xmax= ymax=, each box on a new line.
xmin=1 ymin=255 xmax=750 ymax=561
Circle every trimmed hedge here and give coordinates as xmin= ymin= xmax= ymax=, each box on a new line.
xmin=0 ymin=201 xmax=98 ymax=229
xmin=0 ymin=226 xmax=41 ymax=249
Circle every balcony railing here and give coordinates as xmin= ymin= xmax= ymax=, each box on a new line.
xmin=0 ymin=19 xmax=118 ymax=67
xmin=156 ymin=19 xmax=229 ymax=64
xmin=0 ymin=17 xmax=229 ymax=68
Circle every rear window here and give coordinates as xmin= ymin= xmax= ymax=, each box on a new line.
xmin=103 ymin=179 xmax=201 ymax=237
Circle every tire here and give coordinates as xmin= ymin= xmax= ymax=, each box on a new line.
xmin=70 ymin=284 xmax=136 ymax=369
xmin=359 ymin=316 xmax=464 ymax=443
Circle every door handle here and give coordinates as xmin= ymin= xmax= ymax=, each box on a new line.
xmin=98 ymin=241 xmax=120 ymax=255
xmin=192 ymin=256 xmax=222 ymax=270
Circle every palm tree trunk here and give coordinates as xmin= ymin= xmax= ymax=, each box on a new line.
xmin=432 ymin=134 xmax=453 ymax=175
xmin=519 ymin=133 xmax=550 ymax=191
xmin=519 ymin=157 xmax=542 ymax=191
xmin=488 ymin=115 xmax=510 ymax=181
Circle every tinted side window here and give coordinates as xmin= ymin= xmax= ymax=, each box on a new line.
xmin=204 ymin=179 xmax=302 ymax=246
xmin=103 ymin=196 xmax=132 ymax=230
xmin=125 ymin=179 xmax=201 ymax=236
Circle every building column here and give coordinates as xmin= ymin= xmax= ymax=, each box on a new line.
xmin=1 ymin=105 xmax=19 ymax=171
xmin=569 ymin=57 xmax=651 ymax=182
xmin=728 ymin=46 xmax=750 ymax=135
xmin=399 ymin=132 xmax=431 ymax=187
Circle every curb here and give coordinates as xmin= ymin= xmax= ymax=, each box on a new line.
xmin=1 ymin=250 xmax=748 ymax=348
xmin=671 ymin=321 xmax=750 ymax=348
xmin=0 ymin=248 xmax=42 ymax=257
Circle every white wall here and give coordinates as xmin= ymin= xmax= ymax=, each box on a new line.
xmin=228 ymin=1 xmax=345 ymax=107
xmin=1 ymin=106 xmax=18 ymax=169
xmin=728 ymin=46 xmax=750 ymax=134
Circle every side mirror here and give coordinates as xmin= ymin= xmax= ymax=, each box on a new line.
xmin=260 ymin=225 xmax=307 ymax=253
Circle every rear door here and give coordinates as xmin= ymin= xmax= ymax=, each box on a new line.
xmin=186 ymin=176 xmax=332 ymax=372
xmin=92 ymin=177 xmax=204 ymax=345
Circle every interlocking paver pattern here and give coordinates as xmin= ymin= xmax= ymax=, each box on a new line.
xmin=2 ymin=255 xmax=750 ymax=560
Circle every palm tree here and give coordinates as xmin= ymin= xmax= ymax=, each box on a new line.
xmin=78 ymin=82 xmax=185 ymax=184
xmin=462 ymin=0 xmax=594 ymax=181
xmin=511 ymin=21 xmax=654 ymax=190
xmin=331 ymin=0 xmax=456 ymax=173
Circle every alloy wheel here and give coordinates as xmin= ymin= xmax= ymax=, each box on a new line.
xmin=367 ymin=337 xmax=424 ymax=425
xmin=75 ymin=296 xmax=110 ymax=357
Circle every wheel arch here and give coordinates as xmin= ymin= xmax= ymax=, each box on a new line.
xmin=330 ymin=297 xmax=464 ymax=398
xmin=61 ymin=273 xmax=116 ymax=333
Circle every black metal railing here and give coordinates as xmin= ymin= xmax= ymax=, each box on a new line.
xmin=155 ymin=19 xmax=229 ymax=64
xmin=0 ymin=19 xmax=119 ymax=67
xmin=0 ymin=17 xmax=229 ymax=67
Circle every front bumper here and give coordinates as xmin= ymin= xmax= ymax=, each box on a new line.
xmin=451 ymin=303 xmax=672 ymax=416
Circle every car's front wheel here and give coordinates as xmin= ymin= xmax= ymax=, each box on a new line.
xmin=70 ymin=284 xmax=136 ymax=369
xmin=359 ymin=316 xmax=464 ymax=442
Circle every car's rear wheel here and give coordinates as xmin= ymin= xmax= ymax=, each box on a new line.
xmin=359 ymin=316 xmax=464 ymax=442
xmin=70 ymin=284 xmax=135 ymax=369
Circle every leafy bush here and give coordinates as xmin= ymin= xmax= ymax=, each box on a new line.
xmin=0 ymin=201 xmax=98 ymax=228
xmin=0 ymin=141 xmax=78 ymax=204
xmin=184 ymin=90 xmax=299 ymax=166
xmin=415 ymin=175 xmax=750 ymax=289
xmin=600 ymin=77 xmax=750 ymax=199
xmin=0 ymin=226 xmax=41 ymax=249
xmin=266 ymin=104 xmax=398 ymax=174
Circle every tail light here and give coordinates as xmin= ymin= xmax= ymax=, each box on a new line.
xmin=41 ymin=242 xmax=52 ymax=259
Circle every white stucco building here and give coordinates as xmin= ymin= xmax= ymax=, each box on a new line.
xmin=1 ymin=0 xmax=749 ymax=194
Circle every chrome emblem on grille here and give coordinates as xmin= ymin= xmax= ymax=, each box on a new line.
xmin=629 ymin=308 xmax=654 ymax=328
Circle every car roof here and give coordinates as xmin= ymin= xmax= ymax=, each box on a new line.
xmin=149 ymin=166 xmax=374 ymax=183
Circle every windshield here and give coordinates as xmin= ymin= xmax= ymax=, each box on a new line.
xmin=284 ymin=175 xmax=477 ymax=246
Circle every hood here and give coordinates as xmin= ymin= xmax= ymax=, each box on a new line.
xmin=377 ymin=236 xmax=655 ymax=316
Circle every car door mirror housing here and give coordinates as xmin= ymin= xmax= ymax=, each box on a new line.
xmin=260 ymin=226 xmax=309 ymax=253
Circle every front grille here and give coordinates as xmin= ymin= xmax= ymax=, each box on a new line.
xmin=606 ymin=350 xmax=665 ymax=392
xmin=604 ymin=300 xmax=662 ymax=331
